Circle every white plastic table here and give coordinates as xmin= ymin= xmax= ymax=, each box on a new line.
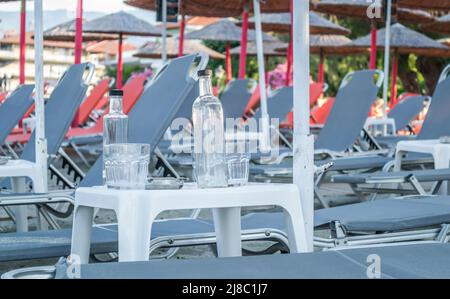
xmin=70 ymin=183 xmax=308 ymax=263
xmin=364 ymin=117 xmax=396 ymax=136
xmin=395 ymin=139 xmax=450 ymax=194
xmin=0 ymin=159 xmax=45 ymax=231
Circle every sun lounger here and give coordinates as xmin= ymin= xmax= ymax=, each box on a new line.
xmin=387 ymin=95 xmax=427 ymax=132
xmin=0 ymin=63 xmax=95 ymax=227
xmin=221 ymin=79 xmax=257 ymax=119
xmin=54 ymin=243 xmax=450 ymax=279
xmin=4 ymin=243 xmax=450 ymax=279
xmin=73 ymin=77 xmax=112 ymax=127
xmin=0 ymin=85 xmax=34 ymax=147
xmin=0 ymin=54 xmax=208 ymax=261
xmin=376 ymin=65 xmax=450 ymax=147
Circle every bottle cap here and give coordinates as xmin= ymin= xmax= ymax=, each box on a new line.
xmin=197 ymin=69 xmax=212 ymax=77
xmin=109 ymin=89 xmax=123 ymax=97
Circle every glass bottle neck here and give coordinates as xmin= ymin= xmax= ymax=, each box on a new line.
xmin=199 ymin=76 xmax=213 ymax=97
xmin=109 ymin=96 xmax=124 ymax=113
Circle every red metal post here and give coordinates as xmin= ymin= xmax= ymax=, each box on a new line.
xmin=117 ymin=33 xmax=123 ymax=89
xmin=178 ymin=14 xmax=185 ymax=57
xmin=318 ymin=50 xmax=324 ymax=83
xmin=74 ymin=0 xmax=83 ymax=64
xmin=370 ymin=20 xmax=377 ymax=70
xmin=238 ymin=0 xmax=249 ymax=79
xmin=19 ymin=0 xmax=26 ymax=84
xmin=390 ymin=50 xmax=399 ymax=108
xmin=225 ymin=42 xmax=232 ymax=82
xmin=285 ymin=0 xmax=294 ymax=86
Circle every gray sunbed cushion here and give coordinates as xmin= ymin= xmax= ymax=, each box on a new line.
xmin=0 ymin=218 xmax=213 ymax=262
xmin=55 ymin=243 xmax=450 ymax=279
xmin=253 ymin=87 xmax=293 ymax=121
xmin=315 ymin=70 xmax=380 ymax=152
xmin=332 ymin=168 xmax=450 ymax=184
xmin=21 ymin=63 xmax=90 ymax=162
xmin=220 ymin=79 xmax=253 ymax=119
xmin=388 ymin=95 xmax=425 ymax=131
xmin=0 ymin=85 xmax=34 ymax=145
xmin=417 ymin=74 xmax=450 ymax=140
xmin=314 ymin=195 xmax=450 ymax=231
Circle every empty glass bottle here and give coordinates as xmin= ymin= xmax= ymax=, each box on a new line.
xmin=103 ymin=89 xmax=128 ymax=146
xmin=192 ymin=70 xmax=227 ymax=188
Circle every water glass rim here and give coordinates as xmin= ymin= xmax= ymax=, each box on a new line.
xmin=104 ymin=143 xmax=151 ymax=156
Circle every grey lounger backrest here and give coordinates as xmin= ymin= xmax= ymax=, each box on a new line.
xmin=253 ymin=86 xmax=293 ymax=121
xmin=388 ymin=95 xmax=426 ymax=131
xmin=315 ymin=70 xmax=383 ymax=152
xmin=0 ymin=84 xmax=34 ymax=145
xmin=20 ymin=63 xmax=94 ymax=162
xmin=417 ymin=65 xmax=450 ymax=140
xmin=80 ymin=54 xmax=207 ymax=187
xmin=220 ymin=79 xmax=256 ymax=119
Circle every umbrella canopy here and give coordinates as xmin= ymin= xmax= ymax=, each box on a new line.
xmin=397 ymin=0 xmax=450 ymax=10
xmin=422 ymin=14 xmax=450 ymax=35
xmin=245 ymin=11 xmax=351 ymax=35
xmin=350 ymin=22 xmax=450 ymax=57
xmin=43 ymin=19 xmax=117 ymax=42
xmin=276 ymin=34 xmax=368 ymax=55
xmin=185 ymin=18 xmax=276 ymax=42
xmin=124 ymin=0 xmax=290 ymax=17
xmin=79 ymin=11 xmax=163 ymax=89
xmin=134 ymin=38 xmax=226 ymax=59
xmin=230 ymin=41 xmax=288 ymax=57
xmin=314 ymin=0 xmax=435 ymax=24
xmin=440 ymin=37 xmax=450 ymax=47
xmin=79 ymin=11 xmax=163 ymax=37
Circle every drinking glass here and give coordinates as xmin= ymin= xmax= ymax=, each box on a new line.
xmin=226 ymin=153 xmax=250 ymax=186
xmin=104 ymin=143 xmax=150 ymax=190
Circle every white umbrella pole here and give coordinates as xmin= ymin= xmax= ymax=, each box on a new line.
xmin=293 ymin=0 xmax=314 ymax=252
xmin=34 ymin=0 xmax=48 ymax=192
xmin=162 ymin=0 xmax=168 ymax=63
xmin=382 ymin=0 xmax=392 ymax=134
xmin=252 ymin=0 xmax=269 ymax=149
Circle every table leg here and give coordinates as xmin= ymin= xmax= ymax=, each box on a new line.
xmin=433 ymin=153 xmax=450 ymax=195
xmin=70 ymin=205 xmax=94 ymax=264
xmin=282 ymin=201 xmax=309 ymax=253
xmin=212 ymin=207 xmax=242 ymax=257
xmin=393 ymin=150 xmax=405 ymax=172
xmin=11 ymin=177 xmax=28 ymax=232
xmin=117 ymin=207 xmax=153 ymax=262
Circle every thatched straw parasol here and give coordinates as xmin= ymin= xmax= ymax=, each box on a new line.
xmin=276 ymin=35 xmax=367 ymax=82
xmin=245 ymin=11 xmax=351 ymax=35
xmin=422 ymin=14 xmax=450 ymax=35
xmin=43 ymin=19 xmax=117 ymax=42
xmin=397 ymin=0 xmax=450 ymax=10
xmin=314 ymin=0 xmax=435 ymax=23
xmin=230 ymin=41 xmax=288 ymax=57
xmin=440 ymin=37 xmax=450 ymax=47
xmin=185 ymin=18 xmax=276 ymax=82
xmin=350 ymin=22 xmax=450 ymax=104
xmin=134 ymin=38 xmax=226 ymax=60
xmin=79 ymin=11 xmax=163 ymax=88
xmin=124 ymin=0 xmax=290 ymax=17
xmin=313 ymin=0 xmax=436 ymax=70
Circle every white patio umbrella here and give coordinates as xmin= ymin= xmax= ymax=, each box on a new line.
xmin=293 ymin=0 xmax=313 ymax=252
xmin=250 ymin=1 xmax=313 ymax=250
xmin=34 ymin=0 xmax=47 ymax=191
xmin=381 ymin=0 xmax=392 ymax=127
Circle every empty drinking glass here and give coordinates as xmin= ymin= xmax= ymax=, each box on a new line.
xmin=104 ymin=143 xmax=150 ymax=190
xmin=226 ymin=153 xmax=250 ymax=186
